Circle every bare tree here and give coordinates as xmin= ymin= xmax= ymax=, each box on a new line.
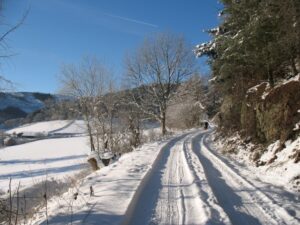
xmin=60 ymin=56 xmax=111 ymax=152
xmin=92 ymin=80 xmax=121 ymax=152
xmin=125 ymin=33 xmax=198 ymax=135
xmin=0 ymin=1 xmax=29 ymax=90
xmin=167 ymin=74 xmax=207 ymax=129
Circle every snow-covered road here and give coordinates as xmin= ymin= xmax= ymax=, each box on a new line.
xmin=31 ymin=129 xmax=299 ymax=225
xmin=124 ymin=130 xmax=299 ymax=225
xmin=123 ymin=131 xmax=229 ymax=225
xmin=195 ymin=132 xmax=299 ymax=225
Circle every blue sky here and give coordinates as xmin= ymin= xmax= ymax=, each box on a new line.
xmin=2 ymin=0 xmax=222 ymax=93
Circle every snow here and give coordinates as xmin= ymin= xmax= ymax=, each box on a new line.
xmin=294 ymin=122 xmax=300 ymax=131
xmin=52 ymin=120 xmax=86 ymax=134
xmin=0 ymin=136 xmax=90 ymax=191
xmin=260 ymin=137 xmax=300 ymax=186
xmin=194 ymin=101 xmax=205 ymax=110
xmin=262 ymin=74 xmax=299 ymax=100
xmin=211 ymin=132 xmax=300 ymax=220
xmin=7 ymin=120 xmax=70 ymax=134
xmin=2 ymin=120 xmax=299 ymax=224
xmin=208 ymin=76 xmax=217 ymax=83
xmin=213 ymin=132 xmax=300 ymax=190
xmin=282 ymin=74 xmax=300 ymax=84
xmin=124 ymin=131 xmax=230 ymax=225
xmin=1 ymin=120 xmax=91 ymax=191
xmin=259 ymin=140 xmax=280 ymax=162
xmin=247 ymin=85 xmax=259 ymax=94
xmin=30 ymin=137 xmax=169 ymax=225
xmin=201 ymin=133 xmax=299 ymax=225
xmin=6 ymin=120 xmax=86 ymax=135
xmin=27 ymin=129 xmax=299 ymax=225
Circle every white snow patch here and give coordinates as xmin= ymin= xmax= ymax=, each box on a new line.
xmin=260 ymin=140 xmax=280 ymax=162
xmin=6 ymin=120 xmax=86 ymax=135
xmin=212 ymin=132 xmax=300 ymax=190
xmin=0 ymin=136 xmax=90 ymax=191
xmin=29 ymin=139 xmax=167 ymax=225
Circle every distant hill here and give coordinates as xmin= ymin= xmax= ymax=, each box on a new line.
xmin=0 ymin=92 xmax=66 ymax=126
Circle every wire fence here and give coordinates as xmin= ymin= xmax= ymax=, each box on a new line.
xmin=0 ymin=168 xmax=92 ymax=225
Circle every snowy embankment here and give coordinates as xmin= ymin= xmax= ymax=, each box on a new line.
xmin=29 ymin=135 xmax=173 ymax=224
xmin=210 ymin=132 xmax=300 ymax=222
xmin=1 ymin=120 xmax=89 ymax=191
xmin=212 ymin=133 xmax=300 ymax=192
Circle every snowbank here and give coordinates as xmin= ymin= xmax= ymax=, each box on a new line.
xmin=212 ymin=132 xmax=300 ymax=192
xmin=29 ymin=139 xmax=168 ymax=224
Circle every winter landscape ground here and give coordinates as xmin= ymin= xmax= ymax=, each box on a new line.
xmin=1 ymin=1 xmax=300 ymax=224
xmin=0 ymin=121 xmax=299 ymax=225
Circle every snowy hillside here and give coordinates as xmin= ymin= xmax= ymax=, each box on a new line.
xmin=0 ymin=92 xmax=62 ymax=126
xmin=0 ymin=92 xmax=44 ymax=113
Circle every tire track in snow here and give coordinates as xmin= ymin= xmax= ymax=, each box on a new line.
xmin=192 ymin=131 xmax=299 ymax=225
xmin=122 ymin=131 xmax=229 ymax=225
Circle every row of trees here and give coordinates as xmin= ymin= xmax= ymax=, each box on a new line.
xmin=197 ymin=0 xmax=299 ymax=89
xmin=60 ymin=33 xmax=204 ymax=153
xmin=196 ymin=0 xmax=300 ymax=132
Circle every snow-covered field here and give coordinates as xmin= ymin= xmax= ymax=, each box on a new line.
xmin=1 ymin=120 xmax=89 ymax=191
xmin=7 ymin=120 xmax=86 ymax=135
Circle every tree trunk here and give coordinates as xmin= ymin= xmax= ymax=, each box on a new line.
xmin=87 ymin=121 xmax=95 ymax=151
xmin=161 ymin=111 xmax=167 ymax=136
xmin=291 ymin=57 xmax=299 ymax=76
xmin=268 ymin=69 xmax=274 ymax=87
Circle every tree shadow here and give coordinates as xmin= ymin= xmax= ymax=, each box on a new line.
xmin=193 ymin=133 xmax=262 ymax=225
xmin=0 ymin=163 xmax=87 ymax=180
xmin=0 ymin=154 xmax=87 ymax=165
xmin=122 ymin=133 xmax=191 ymax=225
xmin=40 ymin=211 xmax=123 ymax=225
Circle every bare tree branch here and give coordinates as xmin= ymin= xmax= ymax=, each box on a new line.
xmin=125 ymin=33 xmax=198 ymax=135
